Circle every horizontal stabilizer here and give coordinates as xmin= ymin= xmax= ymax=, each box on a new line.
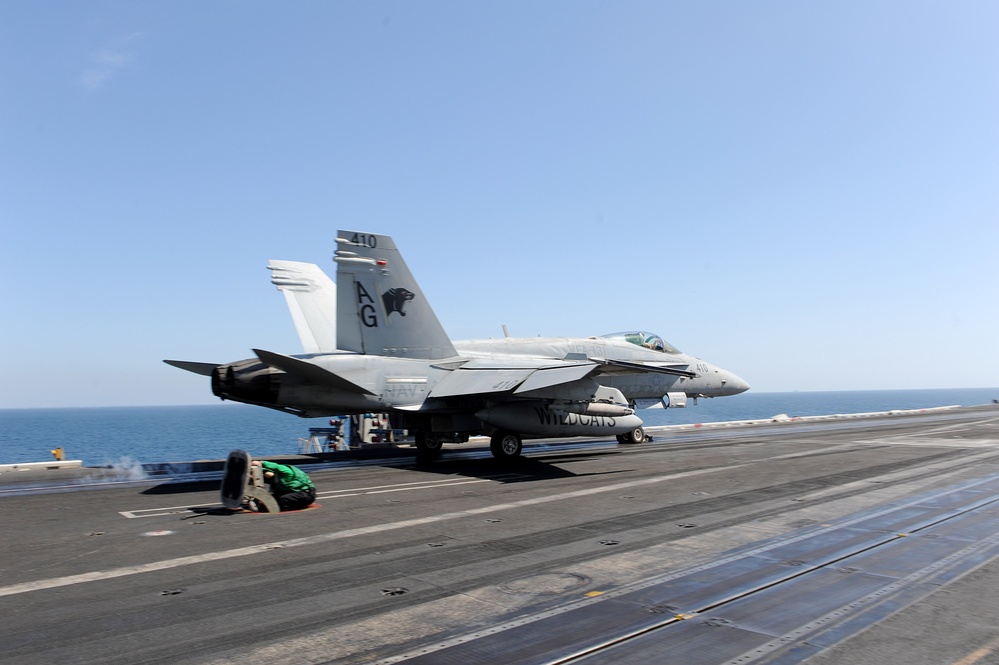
xmin=252 ymin=349 xmax=375 ymax=395
xmin=593 ymin=358 xmax=697 ymax=379
xmin=163 ymin=360 xmax=219 ymax=376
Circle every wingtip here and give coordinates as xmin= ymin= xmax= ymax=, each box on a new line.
xmin=163 ymin=359 xmax=220 ymax=376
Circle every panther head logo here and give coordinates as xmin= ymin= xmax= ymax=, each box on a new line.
xmin=382 ymin=287 xmax=415 ymax=317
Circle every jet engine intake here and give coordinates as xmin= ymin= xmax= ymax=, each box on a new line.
xmin=550 ymin=385 xmax=632 ymax=416
xmin=634 ymin=392 xmax=688 ymax=409
xmin=664 ymin=391 xmax=687 ymax=408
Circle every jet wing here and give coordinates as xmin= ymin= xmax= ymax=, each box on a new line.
xmin=513 ymin=363 xmax=597 ymax=393
xmin=428 ymin=368 xmax=535 ymax=398
xmin=591 ymin=358 xmax=697 ymax=379
xmin=427 ymin=359 xmax=597 ymax=399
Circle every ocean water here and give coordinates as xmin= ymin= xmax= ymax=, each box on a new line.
xmin=1 ymin=388 xmax=997 ymax=467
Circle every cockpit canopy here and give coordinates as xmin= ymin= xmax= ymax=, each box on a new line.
xmin=600 ymin=331 xmax=681 ymax=354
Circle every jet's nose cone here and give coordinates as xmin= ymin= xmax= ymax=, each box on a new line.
xmin=720 ymin=371 xmax=750 ymax=395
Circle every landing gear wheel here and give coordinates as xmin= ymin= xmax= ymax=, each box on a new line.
xmin=490 ymin=431 xmax=522 ymax=460
xmin=617 ymin=426 xmax=645 ymax=445
xmin=415 ymin=432 xmax=444 ymax=459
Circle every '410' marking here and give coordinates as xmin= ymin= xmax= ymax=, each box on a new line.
xmin=350 ymin=233 xmax=377 ymax=248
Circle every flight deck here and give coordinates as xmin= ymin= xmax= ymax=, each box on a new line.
xmin=3 ymin=405 xmax=999 ymax=664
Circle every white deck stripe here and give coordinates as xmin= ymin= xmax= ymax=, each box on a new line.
xmin=1 ymin=463 xmax=744 ymax=597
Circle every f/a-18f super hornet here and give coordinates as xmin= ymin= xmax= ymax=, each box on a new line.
xmin=165 ymin=231 xmax=749 ymax=460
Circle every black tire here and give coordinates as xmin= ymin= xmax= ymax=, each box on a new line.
xmin=490 ymin=431 xmax=522 ymax=460
xmin=618 ymin=426 xmax=645 ymax=445
xmin=415 ymin=432 xmax=444 ymax=459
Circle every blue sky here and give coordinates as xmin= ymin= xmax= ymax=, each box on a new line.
xmin=2 ymin=2 xmax=997 ymax=408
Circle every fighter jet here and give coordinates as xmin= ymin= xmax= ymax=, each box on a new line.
xmin=165 ymin=231 xmax=749 ymax=460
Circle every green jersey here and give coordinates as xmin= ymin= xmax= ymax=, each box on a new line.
xmin=259 ymin=461 xmax=315 ymax=494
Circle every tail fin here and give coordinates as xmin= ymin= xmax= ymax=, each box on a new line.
xmin=267 ymin=260 xmax=337 ymax=354
xmin=334 ymin=231 xmax=457 ymax=359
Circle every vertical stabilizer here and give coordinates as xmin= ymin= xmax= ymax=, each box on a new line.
xmin=268 ymin=260 xmax=337 ymax=354
xmin=334 ymin=231 xmax=457 ymax=359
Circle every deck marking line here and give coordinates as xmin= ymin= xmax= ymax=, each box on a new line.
xmin=951 ymin=635 xmax=999 ymax=665
xmin=119 ymin=476 xmax=523 ymax=518
xmin=722 ymin=530 xmax=999 ymax=665
xmin=374 ymin=473 xmax=999 ymax=664
xmin=0 ymin=463 xmax=746 ymax=597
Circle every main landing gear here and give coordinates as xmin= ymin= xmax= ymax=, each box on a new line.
xmin=490 ymin=430 xmax=522 ymax=461
xmin=414 ymin=430 xmax=524 ymax=462
xmin=616 ymin=426 xmax=646 ymax=445
xmin=414 ymin=432 xmax=444 ymax=460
